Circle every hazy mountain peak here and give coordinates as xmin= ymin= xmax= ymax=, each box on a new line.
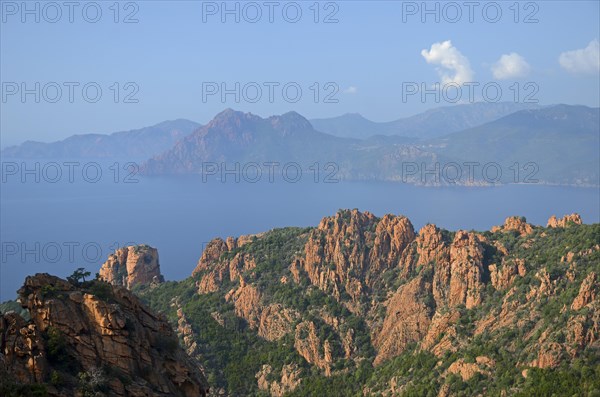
xmin=2 ymin=119 xmax=200 ymax=160
xmin=269 ymin=111 xmax=313 ymax=134
xmin=214 ymin=108 xmax=240 ymax=117
xmin=208 ymin=108 xmax=261 ymax=126
xmin=496 ymin=104 xmax=599 ymax=127
xmin=311 ymin=102 xmax=543 ymax=140
xmin=348 ymin=112 xmax=371 ymax=119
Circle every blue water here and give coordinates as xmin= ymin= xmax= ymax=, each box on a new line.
xmin=1 ymin=175 xmax=598 ymax=301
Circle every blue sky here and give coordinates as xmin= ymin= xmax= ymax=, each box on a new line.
xmin=1 ymin=0 xmax=599 ymax=146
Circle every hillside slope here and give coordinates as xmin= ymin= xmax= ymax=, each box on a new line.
xmin=136 ymin=210 xmax=600 ymax=396
xmin=0 ymin=274 xmax=209 ymax=397
xmin=2 ymin=119 xmax=200 ymax=160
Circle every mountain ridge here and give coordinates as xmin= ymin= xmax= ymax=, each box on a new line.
xmin=133 ymin=209 xmax=599 ymax=396
xmin=3 ymin=104 xmax=598 ymax=186
xmin=0 ymin=273 xmax=209 ymax=396
xmin=2 ymin=210 xmax=599 ymax=396
xmin=1 ymin=119 xmax=201 ymax=160
xmin=310 ymin=102 xmax=544 ymax=139
xmin=141 ymin=105 xmax=599 ymax=186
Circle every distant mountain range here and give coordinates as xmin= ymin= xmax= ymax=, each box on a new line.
xmin=3 ymin=104 xmax=598 ymax=186
xmin=143 ymin=109 xmax=355 ymax=175
xmin=1 ymin=119 xmax=200 ymax=160
xmin=310 ymin=102 xmax=542 ymax=139
xmin=430 ymin=105 xmax=600 ymax=186
xmin=142 ymin=105 xmax=599 ymax=186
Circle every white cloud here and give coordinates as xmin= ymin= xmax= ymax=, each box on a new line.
xmin=421 ymin=40 xmax=474 ymax=85
xmin=491 ymin=53 xmax=531 ymax=79
xmin=559 ymin=39 xmax=600 ymax=75
xmin=343 ymin=86 xmax=358 ymax=94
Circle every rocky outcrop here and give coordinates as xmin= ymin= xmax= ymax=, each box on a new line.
xmin=421 ymin=311 xmax=460 ymax=356
xmin=448 ymin=231 xmax=486 ymax=309
xmin=294 ymin=321 xmax=333 ymax=376
xmin=530 ymin=340 xmax=563 ymax=368
xmin=294 ymin=210 xmax=415 ymax=310
xmin=491 ymin=216 xmax=534 ymax=236
xmin=367 ymin=214 xmax=416 ymax=282
xmin=256 ymin=363 xmax=302 ymax=397
xmin=225 ymin=278 xmax=262 ymax=329
xmin=489 ymin=258 xmax=526 ymax=291
xmin=342 ymin=328 xmax=355 ymax=359
xmin=373 ymin=276 xmax=433 ymax=365
xmin=99 ymin=245 xmax=164 ymax=289
xmin=300 ymin=210 xmax=377 ymax=303
xmin=136 ymin=208 xmax=596 ymax=394
xmin=572 ymin=272 xmax=597 ymax=310
xmin=194 ymin=237 xmax=259 ymax=294
xmin=547 ymin=213 xmax=583 ymax=228
xmin=0 ymin=273 xmax=208 ymax=397
xmin=193 ymin=238 xmax=228 ymax=277
xmin=258 ymin=304 xmax=300 ymax=341
xmin=400 ymin=225 xmax=486 ymax=309
xmin=403 ymin=224 xmax=452 ymax=303
xmin=446 ymin=356 xmax=495 ymax=381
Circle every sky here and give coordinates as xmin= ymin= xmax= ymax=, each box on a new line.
xmin=1 ymin=0 xmax=599 ymax=147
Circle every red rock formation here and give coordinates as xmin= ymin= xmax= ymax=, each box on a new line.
xmin=372 ymin=276 xmax=433 ymax=365
xmin=225 ymin=277 xmax=262 ymax=328
xmin=572 ymin=272 xmax=597 ymax=310
xmin=367 ymin=214 xmax=415 ymax=282
xmin=296 ymin=210 xmax=416 ymax=308
xmin=492 ymin=216 xmax=534 ymax=236
xmin=446 ymin=357 xmax=495 ymax=381
xmin=192 ymin=238 xmax=228 ymax=277
xmin=547 ymin=213 xmax=583 ymax=228
xmin=489 ymin=258 xmax=526 ymax=291
xmin=1 ymin=274 xmax=208 ymax=396
xmin=294 ymin=321 xmax=333 ymax=376
xmin=256 ymin=363 xmax=302 ymax=396
xmin=99 ymin=245 xmax=164 ymax=289
xmin=448 ymin=231 xmax=485 ymax=309
xmin=258 ymin=304 xmax=300 ymax=341
xmin=405 ymin=224 xmax=451 ymax=303
xmin=193 ymin=238 xmax=259 ymax=294
xmin=421 ymin=311 xmax=460 ymax=356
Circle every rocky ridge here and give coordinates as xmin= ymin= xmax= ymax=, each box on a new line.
xmin=0 ymin=274 xmax=208 ymax=397
xmin=179 ymin=210 xmax=599 ymax=396
xmin=98 ymin=245 xmax=164 ymax=289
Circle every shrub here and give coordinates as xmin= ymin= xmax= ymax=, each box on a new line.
xmin=78 ymin=367 xmax=109 ymax=397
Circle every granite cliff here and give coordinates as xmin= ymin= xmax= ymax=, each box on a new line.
xmin=137 ymin=209 xmax=599 ymax=396
xmin=0 ymin=274 xmax=208 ymax=397
xmin=98 ymin=245 xmax=164 ymax=289
xmin=3 ymin=210 xmax=598 ymax=396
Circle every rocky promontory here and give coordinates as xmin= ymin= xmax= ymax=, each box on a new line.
xmin=0 ymin=273 xmax=208 ymax=397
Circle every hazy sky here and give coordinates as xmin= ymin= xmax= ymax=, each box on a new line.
xmin=1 ymin=0 xmax=599 ymax=146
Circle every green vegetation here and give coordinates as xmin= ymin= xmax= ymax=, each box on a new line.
xmin=67 ymin=267 xmax=91 ymax=285
xmin=77 ymin=367 xmax=109 ymax=397
xmin=0 ymin=380 xmax=48 ymax=397
xmin=116 ymin=223 xmax=600 ymax=395
xmin=515 ymin=358 xmax=600 ymax=397
xmin=86 ymin=280 xmax=116 ymax=303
